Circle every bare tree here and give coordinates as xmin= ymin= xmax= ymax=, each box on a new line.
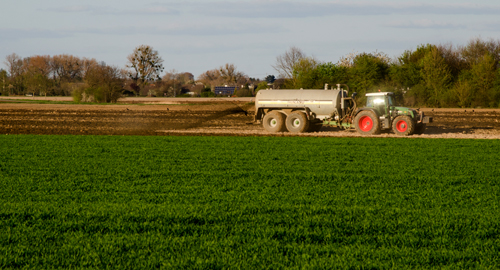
xmin=126 ymin=45 xmax=164 ymax=89
xmin=25 ymin=55 xmax=52 ymax=77
xmin=459 ymin=37 xmax=500 ymax=66
xmin=178 ymin=72 xmax=194 ymax=85
xmin=197 ymin=69 xmax=222 ymax=88
xmin=81 ymin=57 xmax=98 ymax=78
xmin=24 ymin=55 xmax=53 ymax=95
xmin=162 ymin=70 xmax=182 ymax=97
xmin=272 ymin=46 xmax=305 ymax=79
xmin=219 ymin=63 xmax=246 ymax=86
xmin=197 ymin=64 xmax=248 ymax=90
xmin=4 ymin=53 xmax=24 ymax=78
xmin=51 ymin=54 xmax=83 ymax=82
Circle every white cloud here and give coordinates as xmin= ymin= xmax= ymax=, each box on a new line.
xmin=175 ymin=1 xmax=500 ymax=18
xmin=63 ymin=23 xmax=285 ymax=36
xmin=137 ymin=7 xmax=180 ymax=15
xmin=0 ymin=28 xmax=71 ymax=41
xmin=46 ymin=1 xmax=500 ymax=18
xmin=386 ymin=19 xmax=467 ymax=30
xmin=52 ymin=5 xmax=92 ymax=13
xmin=48 ymin=5 xmax=119 ymax=14
xmin=47 ymin=4 xmax=180 ymax=16
xmin=475 ymin=22 xmax=500 ymax=32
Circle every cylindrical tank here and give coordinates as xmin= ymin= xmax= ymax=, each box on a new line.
xmin=255 ymin=89 xmax=346 ymax=119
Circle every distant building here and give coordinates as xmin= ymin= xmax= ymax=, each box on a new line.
xmin=185 ymin=84 xmax=205 ymax=96
xmin=214 ymin=86 xmax=240 ymax=96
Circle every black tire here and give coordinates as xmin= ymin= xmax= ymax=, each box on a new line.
xmin=263 ymin=111 xmax=286 ymax=133
xmin=286 ymin=111 xmax=310 ymax=133
xmin=307 ymin=120 xmax=323 ymax=132
xmin=392 ymin=115 xmax=415 ymax=136
xmin=354 ymin=111 xmax=381 ymax=135
xmin=414 ymin=123 xmax=426 ymax=135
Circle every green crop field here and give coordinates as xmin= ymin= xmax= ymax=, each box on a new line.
xmin=1 ymin=135 xmax=499 ymax=269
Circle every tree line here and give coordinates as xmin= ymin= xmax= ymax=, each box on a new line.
xmin=0 ymin=45 xmax=258 ymax=101
xmin=1 ymin=53 xmax=126 ymax=102
xmin=2 ymin=38 xmax=500 ymax=107
xmin=278 ymin=38 xmax=500 ymax=108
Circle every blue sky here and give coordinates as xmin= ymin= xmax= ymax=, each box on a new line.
xmin=1 ymin=0 xmax=500 ymax=79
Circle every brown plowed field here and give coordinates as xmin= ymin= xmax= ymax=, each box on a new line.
xmin=1 ymin=99 xmax=500 ymax=139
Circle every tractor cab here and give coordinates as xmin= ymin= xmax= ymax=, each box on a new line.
xmin=365 ymin=92 xmax=394 ymax=116
xmin=357 ymin=91 xmax=432 ymax=136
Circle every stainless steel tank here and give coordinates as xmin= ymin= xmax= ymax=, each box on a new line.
xmin=255 ymin=88 xmax=346 ymax=119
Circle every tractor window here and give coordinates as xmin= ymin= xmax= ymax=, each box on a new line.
xmin=366 ymin=96 xmax=385 ymax=108
xmin=387 ymin=95 xmax=395 ymax=106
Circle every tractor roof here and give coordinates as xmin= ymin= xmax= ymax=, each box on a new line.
xmin=365 ymin=92 xmax=394 ymax=96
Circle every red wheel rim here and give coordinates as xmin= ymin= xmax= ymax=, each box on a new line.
xmin=359 ymin=116 xmax=373 ymax=132
xmin=396 ymin=120 xmax=407 ymax=132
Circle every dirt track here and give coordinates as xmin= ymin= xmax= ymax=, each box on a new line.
xmin=1 ymin=99 xmax=500 ymax=139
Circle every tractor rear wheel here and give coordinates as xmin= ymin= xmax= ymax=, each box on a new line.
xmin=263 ymin=111 xmax=286 ymax=133
xmin=392 ymin=116 xmax=415 ymax=136
xmin=354 ymin=111 xmax=381 ymax=135
xmin=286 ymin=111 xmax=310 ymax=133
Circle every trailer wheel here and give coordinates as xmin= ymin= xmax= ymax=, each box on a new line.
xmin=354 ymin=111 xmax=380 ymax=135
xmin=392 ymin=116 xmax=415 ymax=136
xmin=286 ymin=111 xmax=310 ymax=133
xmin=414 ymin=123 xmax=426 ymax=135
xmin=263 ymin=111 xmax=286 ymax=133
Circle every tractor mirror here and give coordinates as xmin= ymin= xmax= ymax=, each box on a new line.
xmin=351 ymin=92 xmax=357 ymax=99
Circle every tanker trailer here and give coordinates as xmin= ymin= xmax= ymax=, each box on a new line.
xmin=254 ymin=84 xmax=357 ymax=133
xmin=254 ymin=84 xmax=432 ymax=135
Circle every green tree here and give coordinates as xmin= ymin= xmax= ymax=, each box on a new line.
xmin=437 ymin=44 xmax=465 ymax=81
xmin=493 ymin=69 xmax=500 ymax=108
xmin=470 ymin=53 xmax=497 ymax=107
xmin=265 ymin=75 xmax=276 ymax=84
xmin=26 ymin=73 xmax=52 ymax=96
xmin=75 ymin=64 xmax=124 ymax=103
xmin=0 ymin=69 xmax=8 ymax=95
xmin=389 ymin=45 xmax=438 ymax=88
xmin=452 ymin=73 xmax=473 ymax=108
xmin=200 ymin=87 xmax=215 ymax=97
xmin=292 ymin=57 xmax=319 ymax=89
xmin=348 ymin=53 xmax=390 ymax=97
xmin=255 ymin=81 xmax=269 ymax=92
xmin=420 ymin=48 xmax=452 ymax=107
xmin=389 ymin=45 xmax=435 ymax=106
xmin=314 ymin=62 xmax=348 ymax=88
xmin=126 ymin=45 xmax=164 ymax=94
xmin=390 ymin=50 xmax=423 ymax=89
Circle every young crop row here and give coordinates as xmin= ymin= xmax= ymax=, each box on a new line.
xmin=1 ymin=135 xmax=499 ymax=268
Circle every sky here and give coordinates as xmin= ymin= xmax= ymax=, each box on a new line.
xmin=1 ymin=0 xmax=500 ymax=79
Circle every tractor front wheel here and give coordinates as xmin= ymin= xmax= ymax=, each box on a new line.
xmin=354 ymin=111 xmax=381 ymax=135
xmin=392 ymin=116 xmax=415 ymax=136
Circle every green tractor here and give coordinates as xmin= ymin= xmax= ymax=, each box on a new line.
xmin=354 ymin=92 xmax=432 ymax=136
xmin=254 ymin=85 xmax=432 ymax=136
